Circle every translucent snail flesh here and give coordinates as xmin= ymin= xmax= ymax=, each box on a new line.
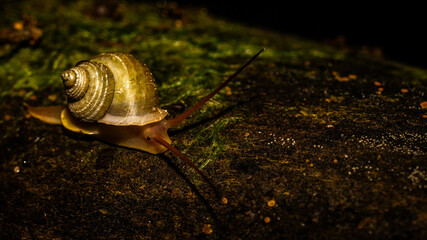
xmin=27 ymin=49 xmax=265 ymax=196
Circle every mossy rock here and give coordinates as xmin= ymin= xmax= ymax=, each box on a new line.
xmin=0 ymin=1 xmax=426 ymax=239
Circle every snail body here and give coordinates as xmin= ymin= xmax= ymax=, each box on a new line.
xmin=27 ymin=49 xmax=265 ymax=194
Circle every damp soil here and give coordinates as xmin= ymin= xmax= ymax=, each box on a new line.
xmin=1 ymin=1 xmax=426 ymax=239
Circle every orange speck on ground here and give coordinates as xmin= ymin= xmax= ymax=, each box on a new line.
xmin=18 ymin=89 xmax=26 ymax=96
xmin=267 ymin=199 xmax=276 ymax=207
xmin=174 ymin=20 xmax=183 ymax=28
xmin=423 ymin=115 xmax=427 ymax=118
xmin=333 ymin=72 xmax=351 ymax=82
xmin=202 ymin=224 xmax=213 ymax=234
xmin=264 ymin=217 xmax=271 ymax=223
xmin=333 ymin=159 xmax=338 ymax=164
xmin=98 ymin=209 xmax=108 ymax=214
xmin=304 ymin=60 xmax=311 ymax=66
xmin=13 ymin=21 xmax=24 ymax=30
xmin=244 ymin=132 xmax=250 ymax=137
xmin=325 ymin=98 xmax=331 ymax=103
xmin=401 ymin=88 xmax=408 ymax=93
xmin=284 ymin=192 xmax=290 ymax=196
xmin=25 ymin=113 xmax=31 ymax=119
xmin=309 ymin=163 xmax=314 ymax=167
xmin=225 ymin=86 xmax=232 ymax=96
xmin=4 ymin=115 xmax=11 ymax=121
xmin=29 ymin=95 xmax=37 ymax=101
xmin=336 ymin=76 xmax=349 ymax=82
xmin=348 ymin=74 xmax=357 ymax=80
xmin=48 ymin=94 xmax=57 ymax=101
xmin=420 ymin=101 xmax=427 ymax=109
xmin=374 ymin=81 xmax=382 ymax=86
xmin=221 ymin=197 xmax=228 ymax=204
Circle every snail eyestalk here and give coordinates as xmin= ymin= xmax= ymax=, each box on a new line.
xmin=165 ymin=48 xmax=265 ymax=129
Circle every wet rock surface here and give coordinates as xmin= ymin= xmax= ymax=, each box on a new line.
xmin=1 ymin=1 xmax=426 ymax=239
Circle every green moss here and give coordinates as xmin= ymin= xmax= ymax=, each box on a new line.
xmin=1 ymin=0 xmax=426 ymax=239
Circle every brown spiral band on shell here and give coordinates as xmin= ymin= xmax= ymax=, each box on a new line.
xmin=65 ymin=61 xmax=115 ymax=122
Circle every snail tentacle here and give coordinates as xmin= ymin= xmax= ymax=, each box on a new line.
xmin=165 ymin=48 xmax=265 ymax=129
xmin=152 ymin=136 xmax=221 ymax=199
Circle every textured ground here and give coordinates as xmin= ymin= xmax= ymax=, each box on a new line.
xmin=1 ymin=1 xmax=426 ymax=239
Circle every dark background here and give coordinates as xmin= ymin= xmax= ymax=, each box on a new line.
xmin=2 ymin=0 xmax=425 ymax=68
xmin=173 ymin=0 xmax=426 ymax=69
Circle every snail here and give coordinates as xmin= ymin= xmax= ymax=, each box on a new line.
xmin=26 ymin=49 xmax=264 ymax=197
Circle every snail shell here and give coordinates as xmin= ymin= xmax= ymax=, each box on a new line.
xmin=61 ymin=52 xmax=168 ymax=126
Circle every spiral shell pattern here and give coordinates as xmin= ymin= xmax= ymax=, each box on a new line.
xmin=62 ymin=61 xmax=115 ymax=122
xmin=61 ymin=52 xmax=168 ymax=126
